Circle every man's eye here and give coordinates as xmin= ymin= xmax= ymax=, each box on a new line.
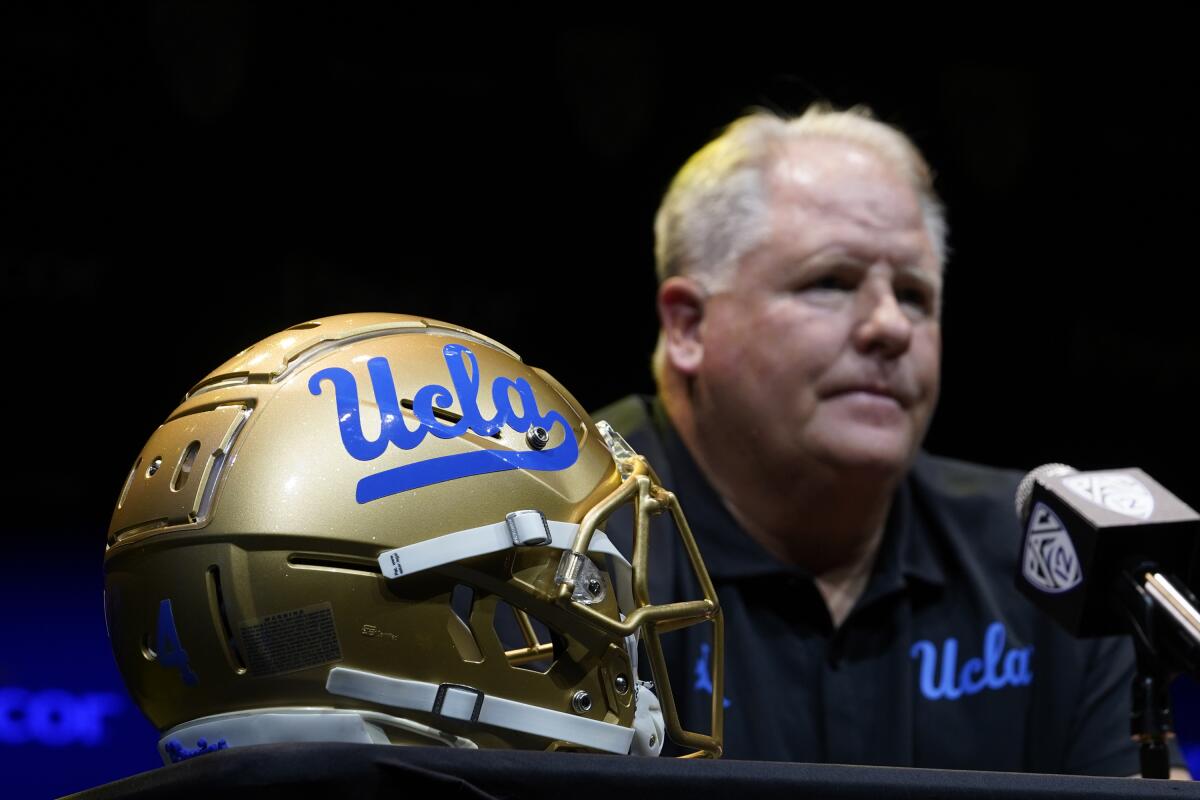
xmin=897 ymin=287 xmax=935 ymax=314
xmin=806 ymin=275 xmax=855 ymax=292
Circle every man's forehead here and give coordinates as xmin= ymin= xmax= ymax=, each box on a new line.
xmin=762 ymin=137 xmax=936 ymax=264
xmin=772 ymin=136 xmax=901 ymax=178
xmin=770 ymin=139 xmax=920 ymax=214
xmin=772 ymin=137 xmax=890 ymax=181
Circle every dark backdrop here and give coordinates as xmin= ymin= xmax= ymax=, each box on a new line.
xmin=2 ymin=6 xmax=1199 ymax=796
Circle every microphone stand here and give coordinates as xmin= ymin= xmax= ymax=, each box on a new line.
xmin=1116 ymin=565 xmax=1200 ymax=778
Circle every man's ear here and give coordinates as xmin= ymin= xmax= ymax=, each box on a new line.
xmin=657 ymin=276 xmax=706 ymax=375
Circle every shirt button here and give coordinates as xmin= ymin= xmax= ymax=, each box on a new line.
xmin=827 ymin=647 xmax=842 ymax=670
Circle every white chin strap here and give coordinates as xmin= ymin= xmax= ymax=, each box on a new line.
xmin=326 ymin=667 xmax=645 ymax=755
xmin=157 ymin=706 xmax=476 ymax=765
xmin=160 ymin=675 xmax=665 ymax=761
xmin=631 ymin=683 xmax=665 ymax=756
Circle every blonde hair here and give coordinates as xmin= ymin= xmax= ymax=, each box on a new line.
xmin=653 ymin=104 xmax=947 ymax=289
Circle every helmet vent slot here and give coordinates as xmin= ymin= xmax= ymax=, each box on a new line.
xmin=172 ymin=441 xmax=201 ymax=492
xmin=494 ymin=601 xmax=558 ymax=674
xmin=399 ymin=398 xmax=503 ymax=439
xmin=206 ymin=565 xmax=247 ymax=674
xmin=117 ymin=457 xmax=141 ymax=510
xmin=285 ymin=322 xmax=321 ymax=331
xmin=448 ymin=584 xmax=483 ymax=663
xmin=287 ymin=555 xmax=381 ymax=576
xmin=141 ymin=633 xmax=157 ymax=661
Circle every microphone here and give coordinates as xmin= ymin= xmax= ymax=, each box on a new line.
xmin=1014 ymin=463 xmax=1200 ymax=778
xmin=1014 ymin=463 xmax=1200 ymax=640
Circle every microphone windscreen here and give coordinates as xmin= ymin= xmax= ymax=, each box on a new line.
xmin=1014 ymin=463 xmax=1077 ymax=525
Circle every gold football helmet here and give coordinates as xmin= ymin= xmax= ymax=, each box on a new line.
xmin=105 ymin=313 xmax=722 ymax=762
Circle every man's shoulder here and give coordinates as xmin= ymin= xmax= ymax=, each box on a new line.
xmin=910 ymin=451 xmax=1024 ymax=528
xmin=908 ymin=451 xmax=1026 ymax=564
xmin=911 ymin=450 xmax=1024 ymax=505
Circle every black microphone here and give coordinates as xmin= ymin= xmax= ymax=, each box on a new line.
xmin=1014 ymin=464 xmax=1200 ymax=777
xmin=1014 ymin=463 xmax=1200 ymax=638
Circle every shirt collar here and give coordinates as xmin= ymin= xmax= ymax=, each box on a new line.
xmin=857 ymin=470 xmax=946 ymax=610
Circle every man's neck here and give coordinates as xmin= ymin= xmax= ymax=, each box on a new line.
xmin=663 ymin=390 xmax=901 ymax=625
xmin=813 ymin=526 xmax=884 ymax=628
xmin=719 ymin=478 xmax=891 ymax=628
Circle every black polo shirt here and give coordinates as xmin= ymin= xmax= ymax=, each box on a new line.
xmin=595 ymin=396 xmax=1166 ymax=775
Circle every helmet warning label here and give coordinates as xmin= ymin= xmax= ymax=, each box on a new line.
xmin=238 ymin=603 xmax=343 ymax=677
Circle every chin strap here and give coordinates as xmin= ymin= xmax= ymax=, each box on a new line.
xmin=630 ymin=682 xmax=665 ymax=756
xmin=157 ymin=706 xmax=476 ymax=765
xmin=325 ymin=666 xmax=651 ymax=755
xmin=158 ymin=676 xmax=665 ymax=764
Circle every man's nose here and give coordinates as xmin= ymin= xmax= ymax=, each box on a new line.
xmin=852 ymin=285 xmax=913 ymax=358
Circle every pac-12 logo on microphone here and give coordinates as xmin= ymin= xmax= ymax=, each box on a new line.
xmin=1062 ymin=472 xmax=1154 ymax=520
xmin=1022 ymin=502 xmax=1082 ymax=593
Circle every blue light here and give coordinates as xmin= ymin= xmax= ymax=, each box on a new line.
xmin=1 ymin=542 xmax=161 ymax=797
xmin=0 ymin=688 xmax=125 ymax=747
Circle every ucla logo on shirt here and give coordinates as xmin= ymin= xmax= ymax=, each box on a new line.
xmin=909 ymin=622 xmax=1033 ymax=701
xmin=309 ymin=343 xmax=579 ymax=503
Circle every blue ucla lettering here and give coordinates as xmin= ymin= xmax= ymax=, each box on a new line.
xmin=941 ymin=638 xmax=962 ymax=700
xmin=309 ymin=344 xmax=579 ymax=503
xmin=909 ymin=622 xmax=1033 ymax=701
xmin=492 ymin=376 xmax=538 ymax=431
xmin=412 ymin=380 xmax=467 ymax=438
xmin=443 ymin=344 xmax=501 ymax=435
xmin=982 ymin=620 xmax=1008 ymax=690
xmin=959 ymin=655 xmax=985 ymax=694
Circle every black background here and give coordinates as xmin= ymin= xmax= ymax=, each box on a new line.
xmin=4 ymin=7 xmax=1199 ymax=551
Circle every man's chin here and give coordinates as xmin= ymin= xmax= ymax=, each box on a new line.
xmin=812 ymin=429 xmax=917 ymax=478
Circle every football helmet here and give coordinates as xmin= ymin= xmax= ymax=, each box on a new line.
xmin=105 ymin=313 xmax=723 ymax=762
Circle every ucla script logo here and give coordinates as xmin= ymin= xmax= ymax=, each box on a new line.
xmin=309 ymin=343 xmax=579 ymax=503
xmin=909 ymin=622 xmax=1033 ymax=701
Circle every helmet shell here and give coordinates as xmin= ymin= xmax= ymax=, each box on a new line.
xmin=105 ymin=313 xmax=632 ymax=750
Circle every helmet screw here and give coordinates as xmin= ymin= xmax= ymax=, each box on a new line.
xmin=147 ymin=456 xmax=163 ymax=477
xmin=649 ymin=734 xmax=657 ymax=748
xmin=571 ymin=690 xmax=592 ymax=714
xmin=526 ymin=426 xmax=549 ymax=450
xmin=614 ymin=674 xmax=629 ymax=694
xmin=586 ymin=578 xmax=603 ymax=597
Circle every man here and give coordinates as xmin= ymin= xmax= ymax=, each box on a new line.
xmin=597 ymin=105 xmax=1185 ymax=774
